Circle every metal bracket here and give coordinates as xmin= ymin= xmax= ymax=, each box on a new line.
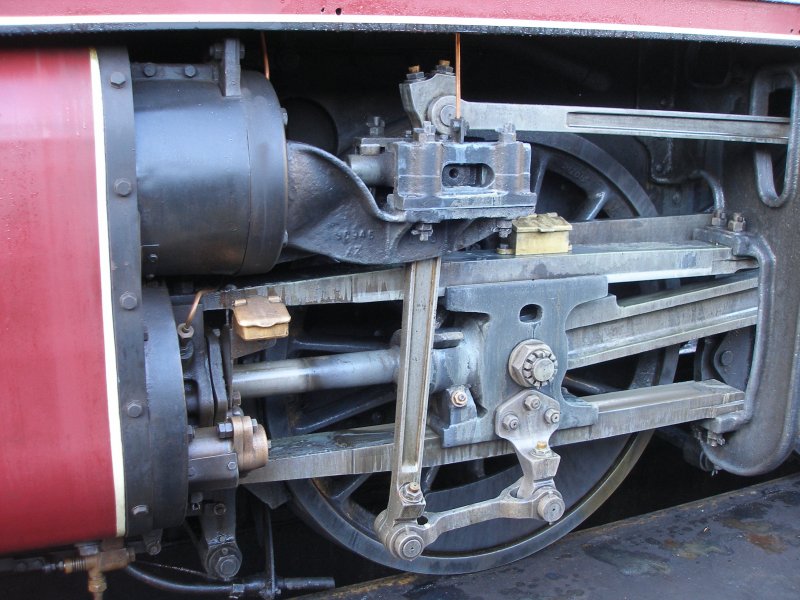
xmin=375 ymin=389 xmax=564 ymax=560
xmin=210 ymin=38 xmax=243 ymax=98
xmin=750 ymin=65 xmax=800 ymax=208
xmin=374 ymin=257 xmax=442 ymax=554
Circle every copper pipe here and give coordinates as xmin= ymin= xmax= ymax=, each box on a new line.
xmin=455 ymin=33 xmax=462 ymax=119
xmin=260 ymin=31 xmax=270 ymax=79
xmin=180 ymin=289 xmax=215 ymax=333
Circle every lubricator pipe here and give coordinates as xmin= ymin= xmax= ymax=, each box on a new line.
xmin=232 ymin=346 xmax=470 ymax=398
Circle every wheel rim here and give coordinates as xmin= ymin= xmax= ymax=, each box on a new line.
xmin=265 ymin=134 xmax=675 ymax=574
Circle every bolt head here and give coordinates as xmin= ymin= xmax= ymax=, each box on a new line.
xmin=143 ymin=63 xmax=157 ymax=77
xmin=114 ymin=178 xmax=133 ymax=197
xmin=131 ymin=504 xmax=149 ymax=517
xmin=109 ymin=71 xmax=127 ymax=88
xmin=213 ymin=503 xmax=227 ymax=516
xmin=184 ymin=64 xmax=197 ymax=78
xmin=146 ymin=541 xmax=162 ymax=556
xmin=126 ymin=401 xmax=143 ymax=418
xmin=719 ymin=350 xmax=734 ymax=367
xmin=502 ymin=413 xmax=520 ymax=431
xmin=227 ymin=460 xmax=238 ymax=471
xmin=119 ymin=292 xmax=138 ymax=310
xmin=214 ymin=554 xmax=241 ymax=579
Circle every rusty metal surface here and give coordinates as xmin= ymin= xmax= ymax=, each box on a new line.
xmin=303 ymin=473 xmax=800 ymax=600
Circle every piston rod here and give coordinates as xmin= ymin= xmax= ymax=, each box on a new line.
xmin=233 ymin=349 xmax=399 ymax=398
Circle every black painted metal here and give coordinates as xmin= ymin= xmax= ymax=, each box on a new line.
xmin=133 ymin=64 xmax=287 ymax=276
xmin=97 ymin=48 xmax=151 ymax=536
xmin=142 ymin=286 xmax=189 ymax=530
xmin=100 ymin=48 xmax=189 ymax=536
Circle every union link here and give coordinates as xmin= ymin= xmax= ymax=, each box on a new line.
xmin=375 ymin=389 xmax=564 ymax=560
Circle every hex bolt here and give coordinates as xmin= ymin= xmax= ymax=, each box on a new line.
xmin=119 ymin=292 xmax=138 ymax=310
xmin=209 ymin=43 xmax=224 ymax=60
xmin=544 ymin=408 xmax=560 ymax=424
xmin=217 ymin=422 xmax=234 ymax=439
xmin=131 ymin=504 xmax=150 ymax=517
xmin=109 ymin=71 xmax=127 ymax=88
xmin=214 ymin=554 xmax=241 ymax=579
xmin=393 ymin=532 xmax=424 ymax=560
xmin=184 ymin=65 xmax=197 ymax=78
xmin=142 ymin=63 xmax=157 ymax=77
xmin=366 ymin=115 xmax=386 ymax=137
xmin=536 ymin=491 xmax=566 ymax=523
xmin=450 ymin=389 xmax=469 ymax=408
xmin=146 ymin=541 xmax=162 ymax=556
xmin=523 ymin=395 xmax=541 ymax=411
xmin=728 ymin=212 xmax=746 ymax=233
xmin=434 ymin=59 xmax=454 ymax=75
xmin=533 ymin=440 xmax=549 ymax=456
xmin=114 ymin=178 xmax=132 ymax=197
xmin=502 ymin=413 xmax=520 ymax=431
xmin=406 ymin=65 xmax=425 ymax=81
xmin=126 ymin=401 xmax=143 ymax=418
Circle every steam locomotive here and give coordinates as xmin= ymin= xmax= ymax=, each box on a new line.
xmin=2 ymin=1 xmax=800 ymax=597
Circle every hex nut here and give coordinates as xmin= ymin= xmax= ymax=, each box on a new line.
xmin=508 ymin=340 xmax=558 ymax=388
xmin=523 ymin=395 xmax=542 ymax=411
xmin=502 ymin=413 xmax=520 ymax=431
xmin=217 ymin=422 xmax=234 ymax=439
xmin=543 ymin=408 xmax=561 ymax=424
xmin=450 ymin=389 xmax=469 ymax=408
xmin=401 ymin=482 xmax=423 ymax=503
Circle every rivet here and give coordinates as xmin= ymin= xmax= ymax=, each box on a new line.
xmin=120 ymin=292 xmax=138 ymax=310
xmin=109 ymin=71 xmax=127 ymax=88
xmin=227 ymin=461 xmax=237 ymax=471
xmin=142 ymin=63 xmax=157 ymax=77
xmin=131 ymin=504 xmax=149 ymax=517
xmin=114 ymin=178 xmax=132 ymax=197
